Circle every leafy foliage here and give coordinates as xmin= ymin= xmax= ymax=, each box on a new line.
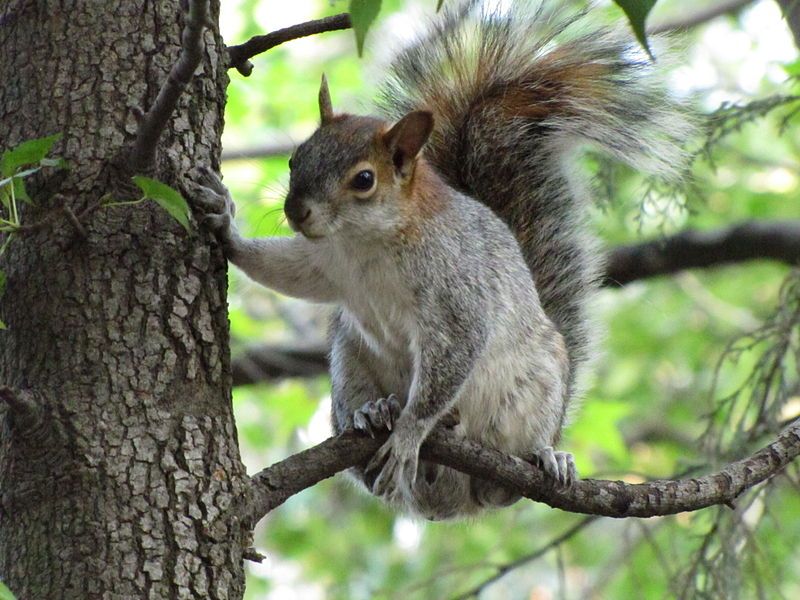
xmin=0 ymin=133 xmax=66 ymax=330
xmin=0 ymin=133 xmax=64 ymax=218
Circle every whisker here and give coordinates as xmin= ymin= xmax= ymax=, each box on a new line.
xmin=253 ymin=206 xmax=286 ymax=233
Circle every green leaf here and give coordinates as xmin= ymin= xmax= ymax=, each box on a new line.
xmin=436 ymin=0 xmax=445 ymax=11
xmin=613 ymin=0 xmax=657 ymax=58
xmin=0 ymin=134 xmax=62 ymax=178
xmin=12 ymin=178 xmax=30 ymax=205
xmin=349 ymin=0 xmax=382 ymax=56
xmin=0 ymin=269 xmax=5 ymax=296
xmin=0 ymin=580 xmax=16 ymax=599
xmin=132 ymin=175 xmax=191 ymax=232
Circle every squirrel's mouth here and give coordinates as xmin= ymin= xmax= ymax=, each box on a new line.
xmin=292 ymin=223 xmax=325 ymax=241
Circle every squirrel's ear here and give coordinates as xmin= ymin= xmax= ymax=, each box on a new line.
xmin=382 ymin=111 xmax=434 ymax=178
xmin=319 ymin=74 xmax=334 ymax=125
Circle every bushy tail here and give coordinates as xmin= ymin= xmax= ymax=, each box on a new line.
xmin=377 ymin=1 xmax=691 ymax=397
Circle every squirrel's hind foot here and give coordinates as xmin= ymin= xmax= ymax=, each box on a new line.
xmin=532 ymin=446 xmax=577 ymax=487
xmin=353 ymin=394 xmax=402 ymax=438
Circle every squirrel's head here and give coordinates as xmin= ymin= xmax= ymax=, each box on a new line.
xmin=284 ymin=75 xmax=435 ymax=241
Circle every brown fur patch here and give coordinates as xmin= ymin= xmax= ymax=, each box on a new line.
xmin=471 ymin=57 xmax=614 ymax=121
xmin=396 ymin=158 xmax=449 ymax=242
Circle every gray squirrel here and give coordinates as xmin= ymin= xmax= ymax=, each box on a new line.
xmin=193 ymin=3 xmax=689 ymax=520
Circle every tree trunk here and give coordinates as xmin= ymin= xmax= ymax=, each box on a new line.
xmin=0 ymin=2 xmax=246 ymax=598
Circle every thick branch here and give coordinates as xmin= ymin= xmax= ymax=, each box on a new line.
xmin=227 ymin=13 xmax=351 ymax=77
xmin=648 ymin=0 xmax=755 ymax=35
xmin=232 ymin=342 xmax=328 ymax=386
xmin=130 ymin=0 xmax=209 ymax=171
xmin=604 ymin=220 xmax=800 ymax=286
xmin=246 ymin=420 xmax=800 ymax=524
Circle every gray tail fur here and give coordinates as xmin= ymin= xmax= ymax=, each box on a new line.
xmin=377 ymin=1 xmax=692 ymax=402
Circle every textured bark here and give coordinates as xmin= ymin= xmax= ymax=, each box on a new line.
xmin=248 ymin=422 xmax=800 ymax=522
xmin=0 ymin=2 xmax=246 ymax=599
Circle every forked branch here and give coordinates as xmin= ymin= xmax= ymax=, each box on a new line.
xmin=227 ymin=13 xmax=352 ymax=76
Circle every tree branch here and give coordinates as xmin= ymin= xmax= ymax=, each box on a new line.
xmin=222 ymin=141 xmax=296 ymax=162
xmin=648 ymin=0 xmax=755 ymax=35
xmin=130 ymin=0 xmax=209 ymax=171
xmin=232 ymin=342 xmax=329 ymax=386
xmin=603 ymin=220 xmax=800 ymax=287
xmin=246 ymin=420 xmax=800 ymax=525
xmin=227 ymin=13 xmax=352 ymax=77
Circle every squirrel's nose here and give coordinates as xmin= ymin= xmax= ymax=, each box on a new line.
xmin=284 ymin=196 xmax=312 ymax=226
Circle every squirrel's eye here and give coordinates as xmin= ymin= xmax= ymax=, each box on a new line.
xmin=351 ymin=169 xmax=375 ymax=192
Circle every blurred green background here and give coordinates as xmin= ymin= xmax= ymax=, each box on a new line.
xmin=218 ymin=1 xmax=800 ymax=598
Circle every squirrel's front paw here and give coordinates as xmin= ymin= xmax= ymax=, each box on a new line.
xmin=353 ymin=394 xmax=402 ymax=438
xmin=532 ymin=446 xmax=577 ymax=486
xmin=186 ymin=166 xmax=237 ymax=242
xmin=365 ymin=429 xmax=420 ymax=499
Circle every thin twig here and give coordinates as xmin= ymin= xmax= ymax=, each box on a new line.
xmin=227 ymin=13 xmax=352 ymax=77
xmin=12 ymin=211 xmax=58 ymax=233
xmin=61 ymin=206 xmax=87 ymax=238
xmin=130 ymin=0 xmax=210 ymax=171
xmin=8 ymin=196 xmax=104 ymax=238
xmin=451 ymin=516 xmax=598 ymax=600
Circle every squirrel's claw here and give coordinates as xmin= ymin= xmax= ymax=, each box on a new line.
xmin=196 ymin=165 xmax=230 ymax=196
xmin=353 ymin=394 xmax=402 ymax=436
xmin=186 ymin=166 xmax=237 ymax=243
xmin=353 ymin=408 xmax=375 ymax=438
xmin=532 ymin=446 xmax=577 ymax=487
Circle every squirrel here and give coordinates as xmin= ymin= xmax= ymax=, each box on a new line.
xmin=192 ymin=2 xmax=690 ymax=520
